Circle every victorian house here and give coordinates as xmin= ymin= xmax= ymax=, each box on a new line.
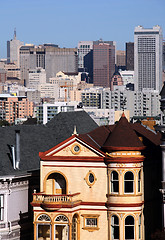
xmin=31 ymin=114 xmax=161 ymax=240
xmin=0 ymin=111 xmax=97 ymax=240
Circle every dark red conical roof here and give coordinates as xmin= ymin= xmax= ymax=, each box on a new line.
xmin=102 ymin=114 xmax=145 ymax=151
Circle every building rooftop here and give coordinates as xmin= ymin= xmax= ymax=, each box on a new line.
xmin=0 ymin=111 xmax=98 ymax=176
xmin=80 ymin=114 xmax=161 ymax=152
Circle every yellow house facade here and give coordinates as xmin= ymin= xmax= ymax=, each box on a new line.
xmin=31 ymin=114 xmax=145 ymax=240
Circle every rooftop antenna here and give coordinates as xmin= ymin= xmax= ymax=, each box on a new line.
xmin=14 ymin=28 xmax=16 ymax=40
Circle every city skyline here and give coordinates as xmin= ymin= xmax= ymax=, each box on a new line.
xmin=0 ymin=0 xmax=165 ymax=58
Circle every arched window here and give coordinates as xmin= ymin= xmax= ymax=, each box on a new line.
xmin=111 ymin=215 xmax=119 ymax=239
xmin=55 ymin=215 xmax=68 ymax=223
xmin=54 ymin=215 xmax=69 ymax=240
xmin=37 ymin=214 xmax=51 ymax=240
xmin=124 ymin=171 xmax=134 ymax=193
xmin=139 ymin=215 xmax=141 ymax=239
xmin=125 ymin=215 xmax=134 ymax=240
xmin=38 ymin=214 xmax=51 ymax=222
xmin=46 ymin=172 xmax=66 ymax=195
xmin=72 ymin=214 xmax=79 ymax=240
xmin=111 ymin=171 xmax=119 ymax=193
xmin=138 ymin=171 xmax=141 ymax=193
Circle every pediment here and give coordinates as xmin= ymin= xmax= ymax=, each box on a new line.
xmin=40 ymin=135 xmax=105 ymax=159
xmin=54 ymin=141 xmax=98 ymax=157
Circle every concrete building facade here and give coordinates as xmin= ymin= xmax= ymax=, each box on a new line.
xmin=78 ymin=41 xmax=93 ymax=70
xmin=7 ymin=30 xmax=24 ymax=66
xmin=110 ymin=72 xmax=123 ymax=91
xmin=134 ymin=25 xmax=163 ymax=91
xmin=81 ymin=87 xmax=160 ymax=118
xmin=0 ymin=94 xmax=33 ymax=123
xmin=93 ymin=43 xmax=115 ymax=88
xmin=36 ymin=102 xmax=75 ymax=124
xmin=29 ymin=68 xmax=46 ymax=89
xmin=20 ymin=45 xmax=78 ymax=85
xmin=45 ymin=47 xmax=78 ymax=81
xmin=119 ymin=70 xmax=134 ymax=86
xmin=116 ymin=50 xmax=126 ymax=67
xmin=126 ymin=42 xmax=134 ymax=71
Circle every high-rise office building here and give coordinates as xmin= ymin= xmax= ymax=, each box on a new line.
xmin=93 ymin=43 xmax=115 ymax=88
xmin=126 ymin=42 xmax=134 ymax=70
xmin=116 ymin=50 xmax=126 ymax=68
xmin=7 ymin=29 xmax=24 ymax=66
xmin=45 ymin=47 xmax=78 ymax=81
xmin=78 ymin=41 xmax=93 ymax=70
xmin=20 ymin=45 xmax=78 ymax=85
xmin=19 ymin=45 xmax=37 ymax=86
xmin=163 ymin=40 xmax=165 ymax=71
xmin=134 ymin=25 xmax=163 ymax=91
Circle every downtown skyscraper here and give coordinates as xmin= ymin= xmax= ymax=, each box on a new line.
xmin=134 ymin=25 xmax=163 ymax=91
xmin=93 ymin=42 xmax=115 ymax=88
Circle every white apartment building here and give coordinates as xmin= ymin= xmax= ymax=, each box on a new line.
xmin=28 ymin=68 xmax=46 ymax=89
xmin=83 ymin=107 xmax=115 ymax=125
xmin=36 ymin=102 xmax=75 ymax=124
xmin=119 ymin=70 xmax=134 ymax=86
xmin=39 ymin=83 xmax=59 ymax=100
xmin=49 ymin=71 xmax=82 ymax=101
xmin=81 ymin=87 xmax=160 ymax=118
xmin=134 ymin=25 xmax=163 ymax=92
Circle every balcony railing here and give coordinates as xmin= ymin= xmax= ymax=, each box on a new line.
xmin=32 ymin=192 xmax=81 ymax=209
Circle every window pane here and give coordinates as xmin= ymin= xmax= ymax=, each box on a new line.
xmin=111 ymin=215 xmax=119 ymax=239
xmin=111 ymin=171 xmax=119 ymax=193
xmin=139 ymin=215 xmax=141 ymax=239
xmin=138 ymin=171 xmax=141 ymax=192
xmin=38 ymin=224 xmax=51 ymax=240
xmin=89 ymin=173 xmax=94 ymax=183
xmin=125 ymin=216 xmax=134 ymax=225
xmin=124 ymin=172 xmax=134 ymax=193
xmin=85 ymin=218 xmax=97 ymax=227
xmin=125 ymin=181 xmax=133 ymax=193
xmin=125 ymin=172 xmax=134 ymax=180
xmin=112 ymin=171 xmax=118 ymax=180
xmin=0 ymin=195 xmax=4 ymax=221
xmin=125 ymin=226 xmax=134 ymax=239
xmin=72 ymin=215 xmax=78 ymax=240
xmin=125 ymin=216 xmax=134 ymax=240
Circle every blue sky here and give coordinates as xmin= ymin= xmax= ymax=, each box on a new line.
xmin=0 ymin=0 xmax=165 ymax=58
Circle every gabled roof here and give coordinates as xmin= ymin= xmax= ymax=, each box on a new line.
xmin=131 ymin=122 xmax=161 ymax=146
xmin=0 ymin=111 xmax=98 ymax=176
xmin=39 ymin=134 xmax=106 ymax=161
xmin=46 ymin=111 xmax=98 ymax=143
xmin=79 ymin=125 xmax=110 ymax=149
xmin=80 ymin=114 xmax=160 ymax=153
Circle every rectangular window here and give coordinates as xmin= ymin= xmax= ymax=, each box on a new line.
xmin=0 ymin=195 xmax=4 ymax=221
xmin=82 ymin=214 xmax=99 ymax=231
xmin=85 ymin=218 xmax=97 ymax=227
xmin=37 ymin=224 xmax=51 ymax=240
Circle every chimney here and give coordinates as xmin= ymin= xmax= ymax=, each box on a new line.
xmin=11 ymin=145 xmax=16 ymax=170
xmin=15 ymin=130 xmax=20 ymax=169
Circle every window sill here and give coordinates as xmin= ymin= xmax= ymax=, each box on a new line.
xmin=82 ymin=227 xmax=100 ymax=232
